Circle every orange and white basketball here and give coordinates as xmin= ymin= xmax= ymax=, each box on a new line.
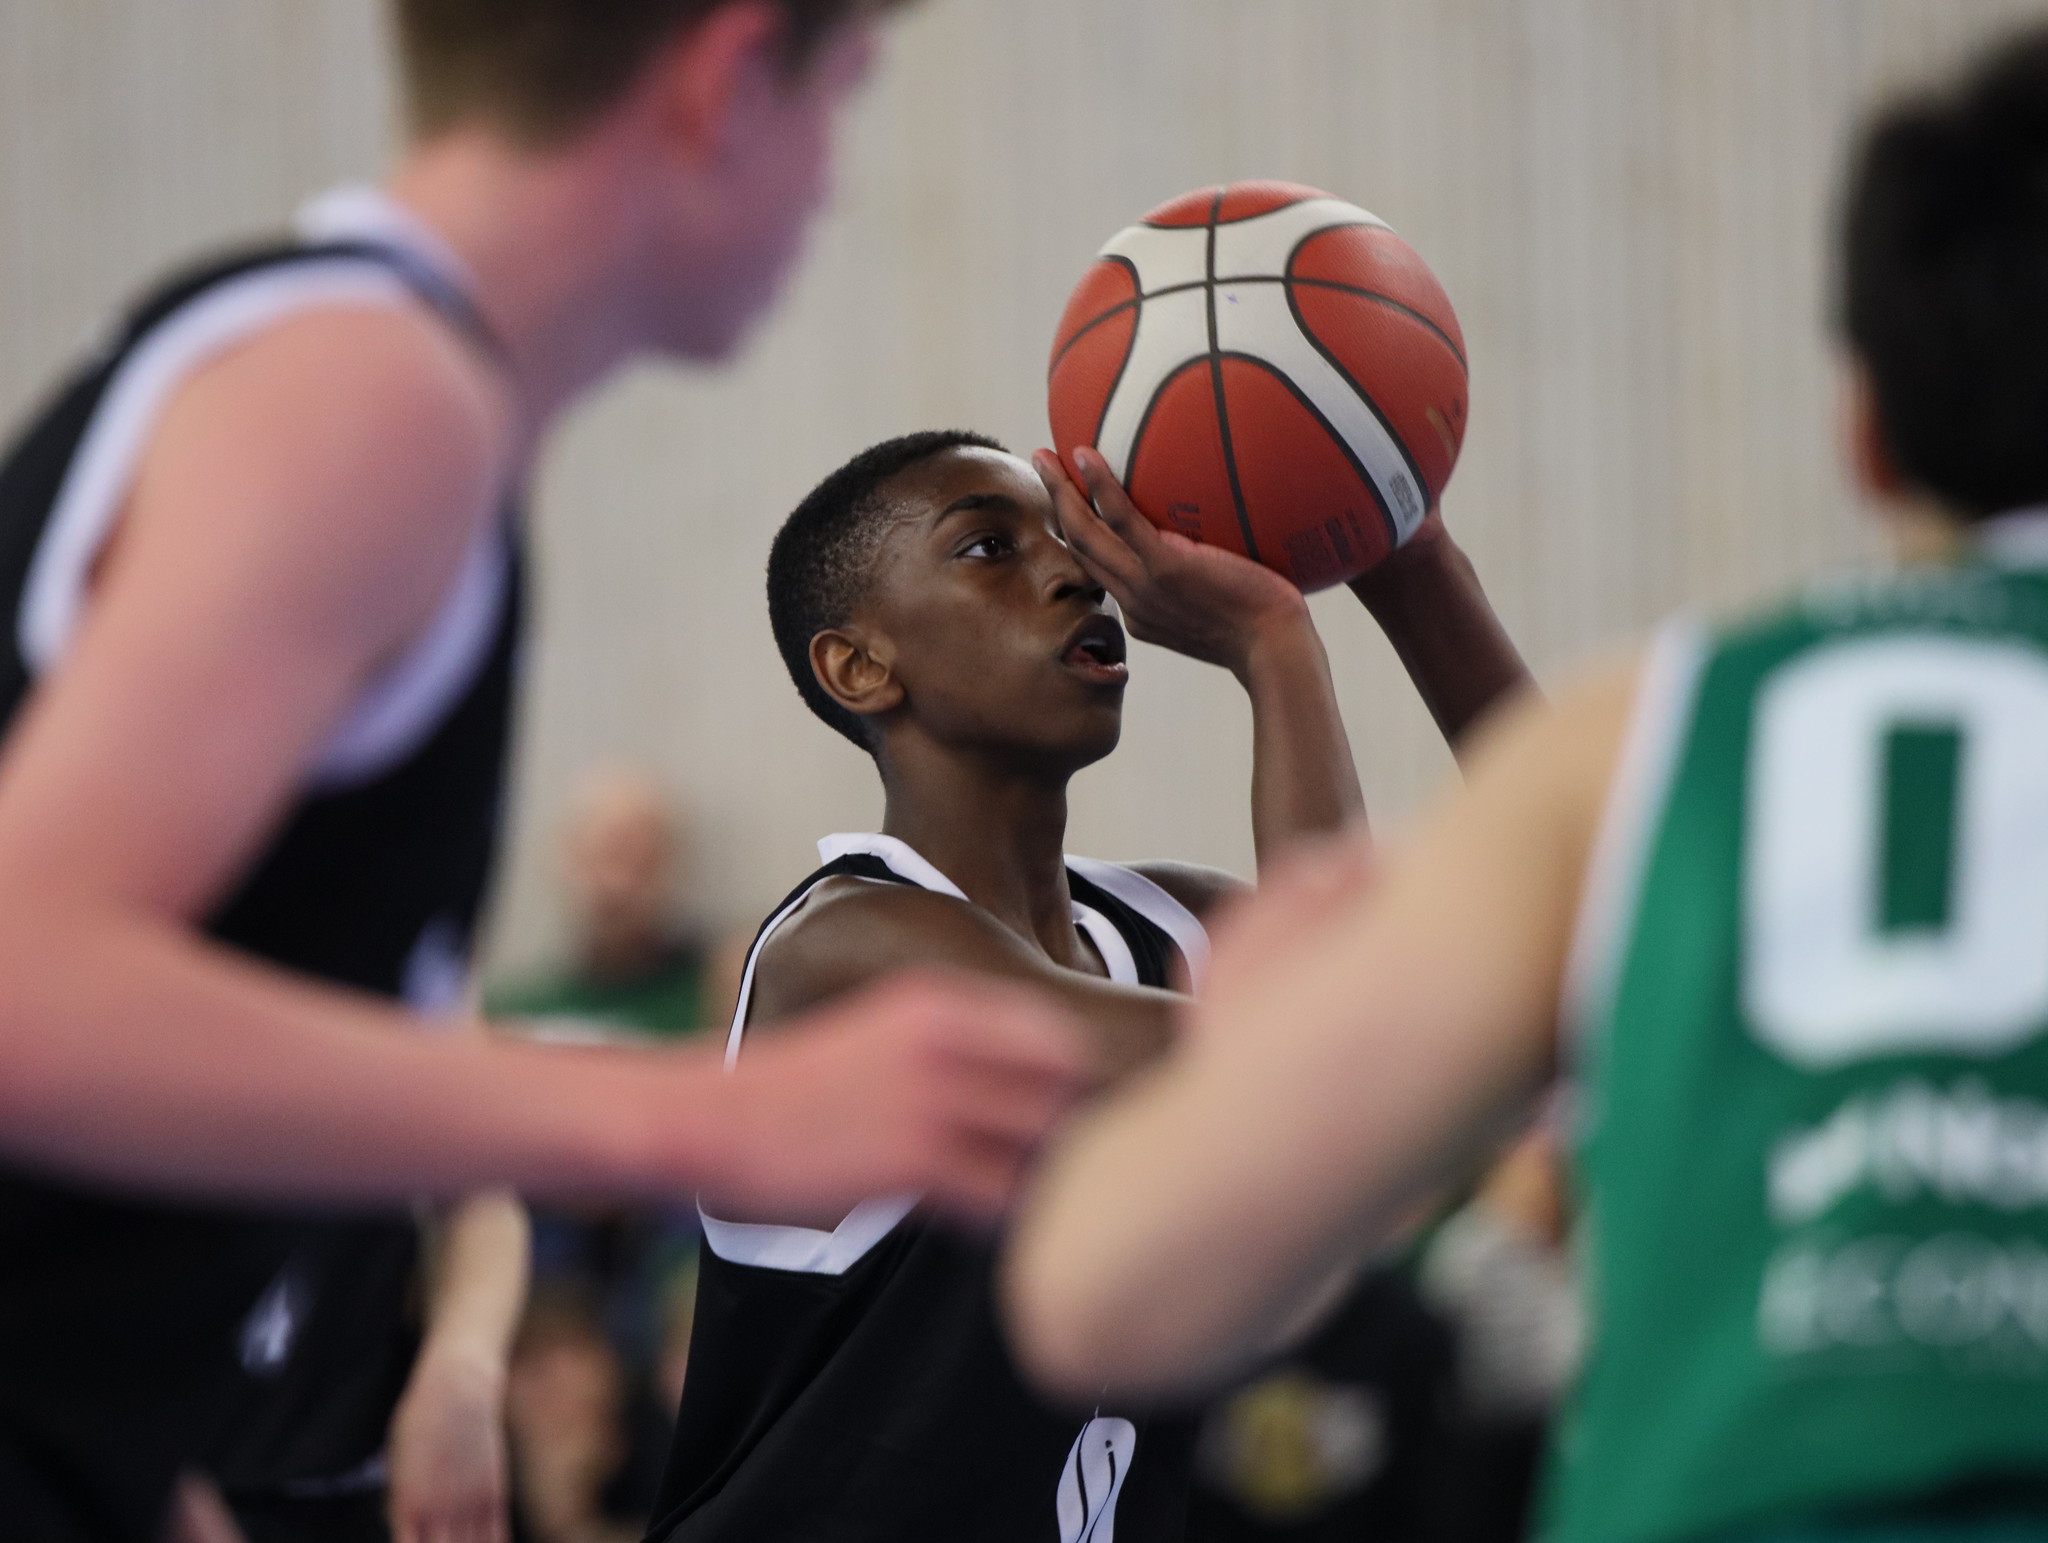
xmin=1048 ymin=181 xmax=1468 ymax=590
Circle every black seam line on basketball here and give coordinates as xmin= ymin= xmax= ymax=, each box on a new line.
xmin=1285 ymin=278 xmax=1467 ymax=368
xmin=1142 ymin=190 xmax=1315 ymax=229
xmin=1213 ymin=348 xmax=1399 ymax=546
xmin=1048 ymin=267 xmax=1459 ymax=378
xmin=1118 ymin=359 xmax=1206 ymax=518
xmin=1049 ymin=279 xmax=1218 ymax=376
xmin=1087 ymin=256 xmax=1141 ymax=455
xmin=1281 ymin=222 xmax=1466 ymax=368
xmin=1284 ymin=277 xmax=1429 ymax=543
xmin=1205 ymin=190 xmax=1261 ymax=563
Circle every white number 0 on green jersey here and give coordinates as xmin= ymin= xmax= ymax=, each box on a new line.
xmin=1744 ymin=635 xmax=2048 ymax=1068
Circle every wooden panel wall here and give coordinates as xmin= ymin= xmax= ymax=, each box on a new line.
xmin=1 ymin=0 xmax=2042 ymax=968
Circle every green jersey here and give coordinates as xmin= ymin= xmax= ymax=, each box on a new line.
xmin=487 ymin=944 xmax=708 ymax=1041
xmin=1550 ymin=532 xmax=2048 ymax=1543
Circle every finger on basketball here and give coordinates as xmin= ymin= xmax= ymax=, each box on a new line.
xmin=1070 ymin=447 xmax=1165 ymax=557
xmin=1034 ymin=451 xmax=1143 ymax=589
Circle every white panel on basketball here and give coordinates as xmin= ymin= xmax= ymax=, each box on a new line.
xmin=1098 ymin=220 xmax=1213 ymax=294
xmin=1213 ymin=278 xmax=1427 ymax=542
xmin=1092 ymin=285 xmax=1209 ymax=481
xmin=1208 ymin=196 xmax=1388 ymax=279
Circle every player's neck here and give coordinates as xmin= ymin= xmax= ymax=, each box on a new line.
xmin=1878 ymin=497 xmax=1969 ymax=566
xmin=878 ymin=753 xmax=1090 ymax=967
xmin=385 ymin=133 xmax=661 ymax=440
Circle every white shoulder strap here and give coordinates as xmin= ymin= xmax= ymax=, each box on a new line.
xmin=1064 ymin=856 xmax=1211 ymax=991
xmin=704 ymin=834 xmax=945 ymax=1273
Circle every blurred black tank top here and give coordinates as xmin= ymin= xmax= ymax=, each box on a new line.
xmin=0 ymin=187 xmax=521 ymax=1539
xmin=649 ymin=833 xmax=1210 ymax=1543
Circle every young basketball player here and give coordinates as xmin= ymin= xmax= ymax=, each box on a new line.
xmin=644 ymin=430 xmax=1529 ymax=1541
xmin=1009 ymin=25 xmax=2048 ymax=1543
xmin=0 ymin=5 xmax=1088 ymax=1538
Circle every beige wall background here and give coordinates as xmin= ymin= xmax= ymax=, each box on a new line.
xmin=2 ymin=0 xmax=2045 ymax=976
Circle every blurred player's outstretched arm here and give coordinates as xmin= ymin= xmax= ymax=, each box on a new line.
xmin=1002 ymin=664 xmax=1632 ymax=1401
xmin=0 ymin=313 xmax=1084 ymax=1221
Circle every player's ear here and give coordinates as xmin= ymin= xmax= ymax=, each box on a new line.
xmin=1841 ymin=355 xmax=1908 ymax=502
xmin=640 ymin=2 xmax=786 ymax=170
xmin=811 ymin=627 xmax=904 ymax=724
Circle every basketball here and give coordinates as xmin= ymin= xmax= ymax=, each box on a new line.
xmin=1047 ymin=181 xmax=1468 ymax=591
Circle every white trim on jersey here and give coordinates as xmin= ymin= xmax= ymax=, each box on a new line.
xmin=701 ymin=832 xmax=1211 ymax=1276
xmin=1976 ymin=507 xmax=2048 ymax=569
xmin=697 ymin=1194 xmax=922 ymax=1278
xmin=1559 ymin=620 xmax=1709 ymax=1065
xmin=1064 ymin=855 xmax=1210 ymax=991
xmin=18 ymin=187 xmax=509 ymax=793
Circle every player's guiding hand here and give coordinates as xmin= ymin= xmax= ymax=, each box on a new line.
xmin=709 ymin=971 xmax=1090 ymax=1224
xmin=387 ymin=1343 xmax=510 ymax=1543
xmin=1034 ymin=448 xmax=1311 ymax=678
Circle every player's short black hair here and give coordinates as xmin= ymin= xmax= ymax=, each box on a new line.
xmin=768 ymin=430 xmax=1008 ymax=749
xmin=1843 ymin=26 xmax=2048 ymax=519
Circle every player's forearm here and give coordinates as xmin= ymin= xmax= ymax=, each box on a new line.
xmin=0 ymin=908 xmax=734 ymax=1202
xmin=1235 ymin=616 xmax=1366 ymax=868
xmin=1347 ymin=526 xmax=1533 ymax=760
xmin=420 ymin=1190 xmax=530 ymax=1370
xmin=1004 ymin=1052 xmax=1377 ymax=1400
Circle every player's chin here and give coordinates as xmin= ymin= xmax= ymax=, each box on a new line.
xmin=1055 ymin=707 xmax=1123 ymax=769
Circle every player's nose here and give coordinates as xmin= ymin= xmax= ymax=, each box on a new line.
xmin=1038 ymin=532 xmax=1105 ymax=606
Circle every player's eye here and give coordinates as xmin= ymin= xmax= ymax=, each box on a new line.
xmin=958 ymin=533 xmax=1011 ymax=560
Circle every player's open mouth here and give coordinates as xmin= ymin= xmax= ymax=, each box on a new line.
xmin=1060 ymin=614 xmax=1129 ymax=685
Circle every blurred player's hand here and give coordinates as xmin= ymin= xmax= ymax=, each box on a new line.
xmin=1035 ymin=447 xmax=1310 ymax=677
xmin=707 ymin=972 xmax=1089 ymax=1224
xmin=388 ymin=1345 xmax=509 ymax=1543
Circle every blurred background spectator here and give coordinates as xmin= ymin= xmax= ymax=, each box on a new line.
xmin=489 ymin=766 xmax=740 ymax=1540
xmin=491 ymin=765 xmax=719 ymax=1042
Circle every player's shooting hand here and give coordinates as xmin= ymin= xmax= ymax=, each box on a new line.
xmin=710 ymin=972 xmax=1090 ymax=1225
xmin=387 ymin=1344 xmax=509 ymax=1543
xmin=1344 ymin=508 xmax=1450 ymax=604
xmin=1034 ymin=448 xmax=1309 ymax=677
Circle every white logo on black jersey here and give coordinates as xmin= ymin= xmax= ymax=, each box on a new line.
xmin=1057 ymin=1415 xmax=1136 ymax=1543
xmin=238 ymin=1266 xmax=309 ymax=1375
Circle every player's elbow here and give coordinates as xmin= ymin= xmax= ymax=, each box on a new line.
xmin=1000 ymin=1226 xmax=1197 ymax=1405
xmin=1002 ymin=1245 xmax=1128 ymax=1403
xmin=0 ymin=892 xmax=120 ymax=1122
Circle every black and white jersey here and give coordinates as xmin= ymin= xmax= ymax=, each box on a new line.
xmin=0 ymin=187 xmax=520 ymax=1539
xmin=648 ymin=832 xmax=1212 ymax=1543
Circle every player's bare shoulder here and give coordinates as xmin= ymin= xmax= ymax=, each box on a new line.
xmin=135 ymin=298 xmax=513 ymax=648
xmin=747 ymin=876 xmax=1013 ymax=1029
xmin=1122 ymin=860 xmax=1249 ymax=922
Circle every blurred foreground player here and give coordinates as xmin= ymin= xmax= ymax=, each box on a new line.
xmin=0 ymin=3 xmax=1086 ymax=1537
xmin=645 ymin=433 xmax=1527 ymax=1541
xmin=1010 ymin=26 xmax=2048 ymax=1543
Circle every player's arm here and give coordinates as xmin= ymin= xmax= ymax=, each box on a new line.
xmin=750 ymin=877 xmax=1177 ymax=1090
xmin=388 ymin=1186 xmax=529 ymax=1543
xmin=1036 ymin=449 xmax=1363 ymax=870
xmin=1348 ymin=510 xmax=1535 ymax=761
xmin=0 ymin=308 xmax=1084 ymax=1220
xmin=1002 ymin=662 xmax=1634 ymax=1400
